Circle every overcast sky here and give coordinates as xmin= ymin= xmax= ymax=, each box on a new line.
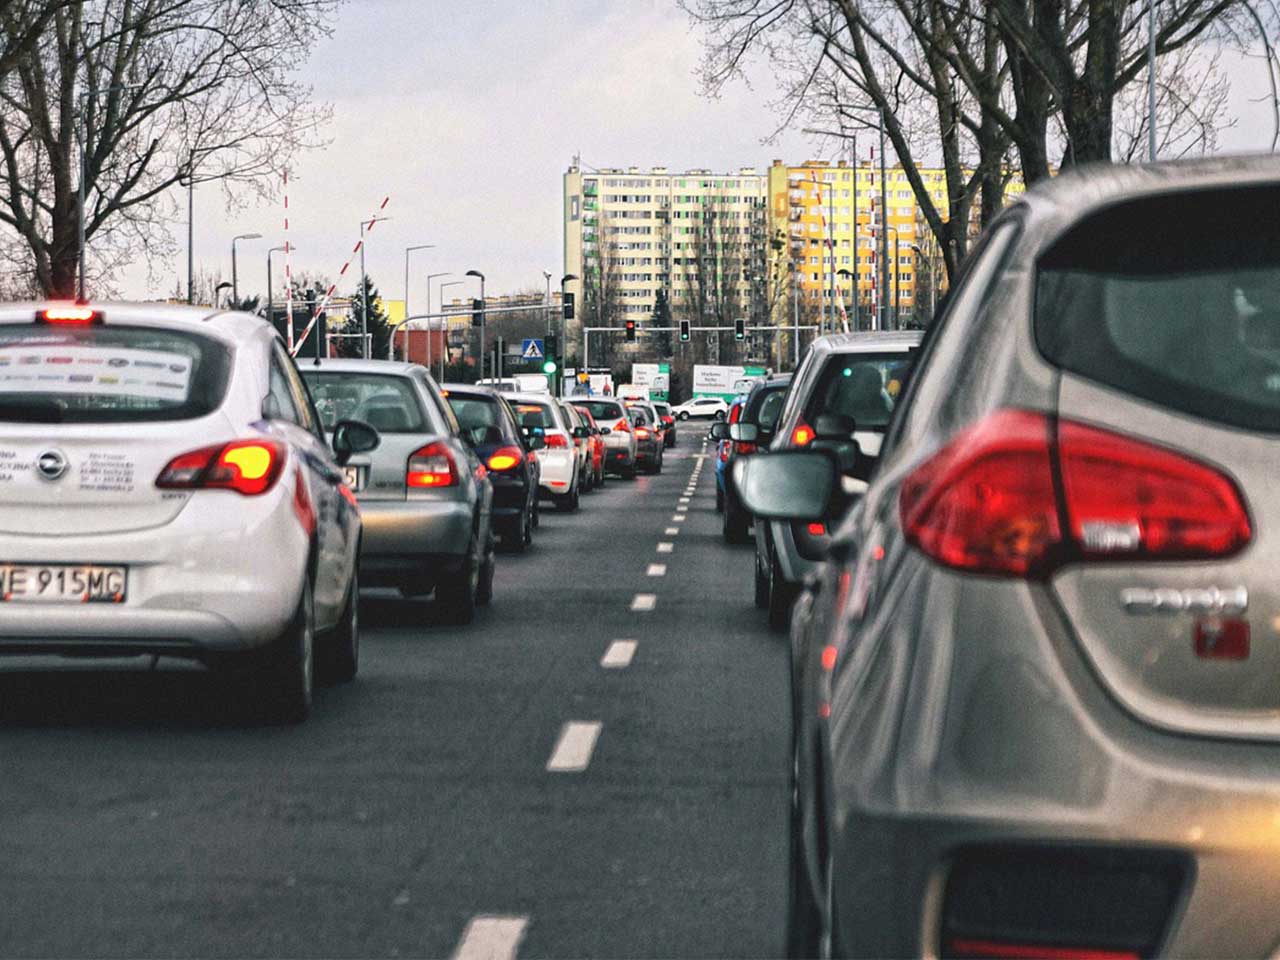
xmin=123 ymin=0 xmax=1279 ymax=308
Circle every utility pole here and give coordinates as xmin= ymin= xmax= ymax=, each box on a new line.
xmin=879 ymin=108 xmax=889 ymax=331
xmin=1148 ymin=0 xmax=1158 ymax=161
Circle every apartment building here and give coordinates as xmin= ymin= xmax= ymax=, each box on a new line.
xmin=563 ymin=164 xmax=768 ymax=337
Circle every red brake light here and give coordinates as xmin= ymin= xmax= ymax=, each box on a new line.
xmin=156 ymin=439 xmax=286 ymax=496
xmin=899 ymin=409 xmax=1252 ymax=578
xmin=613 ymin=419 xmax=631 ymax=433
xmin=487 ymin=446 xmax=523 ymax=471
xmin=407 ymin=441 xmax=458 ymax=487
xmin=661 ymin=415 xmax=674 ymax=425
xmin=729 ymin=404 xmax=743 ymax=424
xmin=791 ymin=419 xmax=814 ymax=447
xmin=807 ymin=522 xmax=826 ymax=536
xmin=544 ymin=432 xmax=570 ymax=449
xmin=734 ymin=441 xmax=757 ymax=456
xmin=947 ymin=940 xmax=1137 ymax=960
xmin=40 ymin=305 xmax=100 ymax=324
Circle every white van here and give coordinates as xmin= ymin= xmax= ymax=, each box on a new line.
xmin=476 ymin=375 xmax=550 ymax=394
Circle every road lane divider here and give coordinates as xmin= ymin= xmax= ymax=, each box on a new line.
xmin=452 ymin=915 xmax=528 ymax=960
xmin=671 ymin=515 xmax=684 ymax=523
xmin=647 ymin=564 xmax=667 ymax=577
xmin=657 ymin=542 xmax=674 ymax=554
xmin=630 ymin=593 xmax=657 ymax=611
xmin=601 ymin=640 xmax=637 ymax=669
xmin=664 ymin=527 xmax=679 ymax=535
xmin=547 ymin=721 xmax=602 ymax=772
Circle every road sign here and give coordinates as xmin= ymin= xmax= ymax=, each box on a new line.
xmin=521 ymin=338 xmax=544 ymax=360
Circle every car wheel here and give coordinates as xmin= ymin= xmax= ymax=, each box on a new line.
xmin=767 ymin=547 xmax=796 ymax=632
xmin=521 ymin=508 xmax=534 ymax=548
xmin=723 ymin=501 xmax=750 ymax=544
xmin=476 ymin=531 xmax=495 ymax=606
xmin=317 ymin=561 xmax=359 ymax=685
xmin=715 ymin=484 xmax=724 ymax=512
xmin=678 ymin=411 xmax=689 ymax=421
xmin=754 ymin=548 xmax=770 ymax=609
xmin=437 ymin=537 xmax=479 ymax=625
xmin=262 ymin=577 xmax=315 ymax=723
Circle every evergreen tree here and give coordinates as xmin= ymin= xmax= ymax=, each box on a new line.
xmin=651 ymin=289 xmax=673 ymax=358
xmin=347 ymin=275 xmax=393 ymax=359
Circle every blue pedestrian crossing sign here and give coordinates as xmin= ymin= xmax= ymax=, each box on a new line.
xmin=521 ymin=338 xmax=544 ymax=360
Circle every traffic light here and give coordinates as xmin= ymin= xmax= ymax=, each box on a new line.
xmin=679 ymin=319 xmax=690 ymax=342
xmin=625 ymin=319 xmax=636 ymax=342
xmin=471 ymin=298 xmax=484 ymax=328
xmin=734 ymin=318 xmax=745 ymax=340
xmin=562 ymin=292 xmax=575 ymax=320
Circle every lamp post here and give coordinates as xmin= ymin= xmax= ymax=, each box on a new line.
xmin=560 ymin=274 xmax=577 ymax=397
xmin=465 ymin=270 xmax=486 ymax=379
xmin=543 ymin=271 xmax=552 ymax=337
xmin=230 ymin=233 xmax=262 ymax=305
xmin=410 ymin=271 xmax=451 ymax=365
xmin=267 ymin=245 xmax=289 ymax=331
xmin=439 ymin=280 xmax=464 ymax=381
xmin=402 ymin=243 xmax=435 ymax=363
xmin=359 ymin=215 xmax=392 ymax=359
xmin=885 ymin=226 xmax=900 ymax=326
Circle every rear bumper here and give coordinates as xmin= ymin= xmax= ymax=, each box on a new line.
xmin=359 ymin=498 xmax=473 ymax=562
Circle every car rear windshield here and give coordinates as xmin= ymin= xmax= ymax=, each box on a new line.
xmin=446 ymin=393 xmax=509 ymax=446
xmin=1036 ymin=184 xmax=1280 ymax=433
xmin=747 ymin=384 xmax=788 ymax=432
xmin=803 ymin=353 xmax=912 ymax=430
xmin=0 ymin=323 xmax=230 ymax=423
xmin=513 ymin=401 xmax=555 ymax=429
xmin=574 ymin=400 xmax=624 ymax=421
xmin=302 ymin=373 xmax=427 ymax=433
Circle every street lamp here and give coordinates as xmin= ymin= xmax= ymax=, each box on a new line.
xmin=407 ymin=271 xmax=452 ymax=364
xmin=230 ymin=233 xmax=262 ymax=304
xmin=886 ymin=226 xmax=899 ymax=326
xmin=403 ymin=243 xmax=435 ymax=362
xmin=465 ymin=270 xmax=486 ymax=379
xmin=560 ymin=274 xmax=578 ymax=397
xmin=359 ymin=215 xmax=392 ymax=358
xmin=267 ymin=245 xmax=291 ymax=331
xmin=543 ymin=271 xmax=552 ymax=336
xmin=439 ymin=280 xmax=464 ymax=381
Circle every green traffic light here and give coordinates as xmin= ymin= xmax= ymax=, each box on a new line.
xmin=542 ymin=360 xmax=558 ymax=374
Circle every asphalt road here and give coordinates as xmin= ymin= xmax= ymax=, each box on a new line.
xmin=0 ymin=431 xmax=789 ymax=959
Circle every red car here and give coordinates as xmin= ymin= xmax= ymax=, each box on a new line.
xmin=572 ymin=404 xmax=607 ymax=489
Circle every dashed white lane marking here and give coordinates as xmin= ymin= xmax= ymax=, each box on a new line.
xmin=678 ymin=497 xmax=690 ymax=504
xmin=631 ymin=593 xmax=657 ymax=611
xmin=664 ymin=527 xmax=679 ymax=535
xmin=601 ymin=640 xmax=637 ymax=668
xmin=657 ymin=542 xmax=674 ymax=554
xmin=452 ymin=915 xmax=529 ymax=960
xmin=671 ymin=514 xmax=684 ymax=523
xmin=647 ymin=563 xmax=667 ymax=577
xmin=547 ymin=721 xmax=602 ymax=772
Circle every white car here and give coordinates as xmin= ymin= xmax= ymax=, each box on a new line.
xmin=508 ymin=392 xmax=581 ymax=510
xmin=0 ymin=302 xmax=376 ymax=722
xmin=672 ymin=395 xmax=729 ymax=420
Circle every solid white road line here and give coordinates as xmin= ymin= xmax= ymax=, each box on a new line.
xmin=452 ymin=915 xmax=529 ymax=960
xmin=631 ymin=593 xmax=657 ymax=611
xmin=665 ymin=527 xmax=679 ymax=535
xmin=547 ymin=722 xmax=602 ymax=772
xmin=601 ymin=640 xmax=637 ymax=669
xmin=647 ymin=564 xmax=667 ymax=577
xmin=657 ymin=542 xmax=674 ymax=553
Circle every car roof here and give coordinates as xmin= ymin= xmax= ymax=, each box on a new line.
xmin=0 ymin=301 xmax=271 ymax=345
xmin=812 ymin=330 xmax=923 ymax=355
xmin=507 ymin=392 xmax=556 ymax=405
xmin=302 ymin=357 xmax=422 ymax=376
xmin=441 ymin=383 xmax=500 ymax=398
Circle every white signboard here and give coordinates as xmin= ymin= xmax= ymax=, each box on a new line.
xmin=692 ymin=364 xmax=746 ymax=395
xmin=632 ymin=363 xmax=660 ymax=387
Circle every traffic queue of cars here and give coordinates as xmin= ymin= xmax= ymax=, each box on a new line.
xmin=0 ymin=301 xmax=678 ymax=726
xmin=711 ymin=156 xmax=1280 ymax=959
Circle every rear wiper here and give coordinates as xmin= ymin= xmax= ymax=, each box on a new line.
xmin=0 ymin=398 xmax=65 ymax=423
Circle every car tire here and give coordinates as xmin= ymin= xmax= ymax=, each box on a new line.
xmin=678 ymin=411 xmax=689 ymax=421
xmin=767 ymin=547 xmax=796 ymax=632
xmin=715 ymin=484 xmax=724 ymax=512
xmin=521 ymin=508 xmax=534 ymax=548
xmin=723 ymin=501 xmax=750 ymax=544
xmin=476 ymin=531 xmax=495 ymax=606
xmin=262 ymin=578 xmax=315 ymax=723
xmin=437 ymin=537 xmax=480 ymax=625
xmin=754 ymin=549 xmax=770 ymax=609
xmin=318 ymin=562 xmax=359 ymax=686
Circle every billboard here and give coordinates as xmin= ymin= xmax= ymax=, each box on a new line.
xmin=692 ymin=364 xmax=767 ymax=399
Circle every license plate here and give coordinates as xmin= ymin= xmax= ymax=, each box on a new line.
xmin=0 ymin=564 xmax=127 ymax=603
xmin=342 ymin=466 xmax=364 ymax=491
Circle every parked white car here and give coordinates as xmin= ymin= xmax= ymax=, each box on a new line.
xmin=671 ymin=396 xmax=729 ymax=420
xmin=0 ymin=302 xmax=376 ymax=722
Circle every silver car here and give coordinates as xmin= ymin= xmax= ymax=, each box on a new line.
xmin=738 ymin=155 xmax=1280 ymax=958
xmin=302 ymin=359 xmax=494 ymax=625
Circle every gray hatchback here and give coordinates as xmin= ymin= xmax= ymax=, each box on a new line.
xmin=302 ymin=359 xmax=494 ymax=624
xmin=739 ymin=155 xmax=1280 ymax=958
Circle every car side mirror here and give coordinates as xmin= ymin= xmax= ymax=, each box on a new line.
xmin=814 ymin=413 xmax=856 ymax=439
xmin=709 ymin=421 xmax=730 ymax=441
xmin=521 ymin=426 xmax=546 ymax=450
xmin=733 ymin=450 xmax=836 ymax=520
xmin=728 ymin=422 xmax=758 ymax=443
xmin=332 ymin=419 xmax=380 ymax=466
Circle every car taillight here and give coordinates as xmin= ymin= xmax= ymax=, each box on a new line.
xmin=899 ymin=409 xmax=1251 ymax=578
xmin=613 ymin=418 xmax=631 ymax=433
xmin=729 ymin=404 xmax=742 ymax=424
xmin=487 ymin=446 xmax=523 ymax=471
xmin=635 ymin=428 xmax=650 ymax=439
xmin=544 ymin=432 xmax=570 ymax=449
xmin=39 ymin=305 xmax=101 ymax=324
xmin=407 ymin=441 xmax=458 ymax=487
xmin=719 ymin=443 xmax=729 ymax=462
xmin=156 ymin=439 xmax=286 ymax=496
xmin=662 ymin=416 xmax=674 ymax=425
xmin=734 ymin=441 xmax=757 ymax=456
xmin=791 ymin=419 xmax=814 ymax=447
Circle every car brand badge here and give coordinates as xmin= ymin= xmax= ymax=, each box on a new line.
xmin=36 ymin=449 xmax=68 ymax=482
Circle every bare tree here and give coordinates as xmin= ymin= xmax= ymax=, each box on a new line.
xmin=582 ymin=210 xmax=625 ymax=369
xmin=0 ymin=0 xmax=337 ymax=297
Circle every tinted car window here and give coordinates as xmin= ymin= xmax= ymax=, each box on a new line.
xmin=447 ymin=392 xmax=510 ymax=446
xmin=1036 ymin=184 xmax=1280 ymax=432
xmin=302 ymin=373 xmax=426 ymax=433
xmin=0 ymin=323 xmax=231 ymax=423
xmin=574 ymin=399 xmax=624 ymax=421
xmin=754 ymin=388 xmax=787 ymax=432
xmin=803 ymin=354 xmax=913 ymax=430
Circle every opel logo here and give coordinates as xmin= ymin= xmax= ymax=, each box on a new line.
xmin=36 ymin=449 xmax=68 ymax=482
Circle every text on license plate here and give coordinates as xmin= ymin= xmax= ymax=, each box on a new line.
xmin=342 ymin=466 xmax=363 ymax=491
xmin=0 ymin=564 xmax=127 ymax=603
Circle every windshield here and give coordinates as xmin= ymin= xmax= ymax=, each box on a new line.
xmin=804 ymin=353 xmax=912 ymax=430
xmin=301 ymin=372 xmax=427 ymax=433
xmin=0 ymin=323 xmax=230 ymax=423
